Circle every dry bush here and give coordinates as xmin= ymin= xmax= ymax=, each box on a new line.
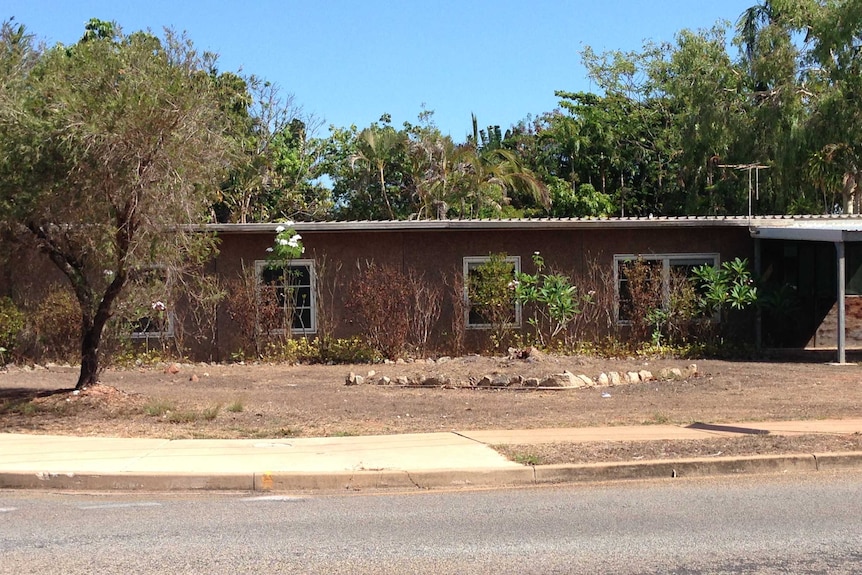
xmin=346 ymin=261 xmax=412 ymax=359
xmin=224 ymin=263 xmax=284 ymax=358
xmin=406 ymin=269 xmax=443 ymax=356
xmin=32 ymin=288 xmax=81 ymax=362
xmin=444 ymin=271 xmax=466 ymax=356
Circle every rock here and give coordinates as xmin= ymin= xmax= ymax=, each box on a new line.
xmin=540 ymin=370 xmax=578 ymax=388
xmin=510 ymin=375 xmax=523 ymax=385
xmin=421 ymin=374 xmax=444 ymax=386
xmin=395 ymin=358 xmax=406 ymax=365
xmin=508 ymin=346 xmax=544 ymax=361
xmin=367 ymin=370 xmax=376 ymax=378
xmin=436 ymin=356 xmax=451 ymax=364
xmin=523 ymin=377 xmax=541 ymax=387
xmin=597 ymin=373 xmax=610 ymax=386
xmin=345 ymin=372 xmax=364 ymax=385
xmin=625 ymin=371 xmax=641 ymax=383
xmin=189 ymin=374 xmax=199 ymax=382
xmin=378 ymin=376 xmax=391 ymax=385
xmin=638 ymin=370 xmax=653 ymax=382
xmin=576 ymin=374 xmax=594 ymax=387
xmin=165 ymin=363 xmax=181 ymax=375
xmin=492 ymin=374 xmax=511 ymax=387
xmin=659 ymin=367 xmax=684 ymax=380
xmin=395 ymin=376 xmax=410 ymax=386
xmin=477 ymin=375 xmax=494 ymax=387
xmin=609 ymin=372 xmax=622 ymax=385
xmin=686 ymin=363 xmax=698 ymax=378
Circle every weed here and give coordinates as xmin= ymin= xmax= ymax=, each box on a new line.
xmin=647 ymin=412 xmax=671 ymax=425
xmin=3 ymin=399 xmax=39 ymax=416
xmin=201 ymin=405 xmax=221 ymax=421
xmin=226 ymin=400 xmax=244 ymax=413
xmin=144 ymin=399 xmax=176 ymax=417
xmin=510 ymin=452 xmax=543 ymax=466
xmin=167 ymin=410 xmax=200 ymax=423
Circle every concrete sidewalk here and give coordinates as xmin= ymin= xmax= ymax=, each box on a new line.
xmin=1 ymin=419 xmax=861 ymax=492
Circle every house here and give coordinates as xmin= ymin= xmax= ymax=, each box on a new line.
xmin=4 ymin=215 xmax=862 ymax=362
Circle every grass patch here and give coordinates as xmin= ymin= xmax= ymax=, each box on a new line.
xmin=167 ymin=409 xmax=200 ymax=423
xmin=329 ymin=430 xmax=357 ymax=437
xmin=646 ymin=412 xmax=671 ymax=425
xmin=144 ymin=399 xmax=176 ymax=417
xmin=2 ymin=399 xmax=40 ymax=416
xmin=507 ymin=451 xmax=543 ymax=466
xmin=201 ymin=404 xmax=221 ymax=421
xmin=226 ymin=400 xmax=244 ymax=413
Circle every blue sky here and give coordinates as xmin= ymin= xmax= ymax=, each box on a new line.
xmin=7 ymin=1 xmax=755 ymax=140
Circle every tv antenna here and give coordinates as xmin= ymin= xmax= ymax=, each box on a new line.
xmin=718 ymin=163 xmax=770 ymax=223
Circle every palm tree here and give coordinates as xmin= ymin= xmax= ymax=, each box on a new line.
xmin=349 ymin=125 xmax=407 ymax=219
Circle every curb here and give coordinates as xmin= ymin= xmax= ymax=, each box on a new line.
xmin=2 ymin=452 xmax=861 ymax=492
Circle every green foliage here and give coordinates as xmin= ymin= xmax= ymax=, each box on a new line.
xmin=513 ymin=252 xmax=593 ymax=346
xmin=0 ymin=20 xmax=231 ymax=388
xmin=550 ymin=180 xmax=615 ymax=218
xmin=0 ymin=297 xmax=24 ymax=354
xmin=692 ymin=257 xmax=758 ymax=317
xmin=467 ymin=254 xmax=518 ymax=348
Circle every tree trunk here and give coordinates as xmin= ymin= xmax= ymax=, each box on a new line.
xmin=74 ymin=275 xmax=126 ymax=390
xmin=842 ymin=172 xmax=857 ymax=215
xmin=76 ymin=327 xmax=101 ymax=389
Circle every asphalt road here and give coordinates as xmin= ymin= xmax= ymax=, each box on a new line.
xmin=2 ymin=471 xmax=862 ymax=574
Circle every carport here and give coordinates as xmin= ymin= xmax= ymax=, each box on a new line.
xmin=751 ymin=217 xmax=862 ymax=364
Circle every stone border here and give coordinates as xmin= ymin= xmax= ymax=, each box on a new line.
xmin=346 ymin=364 xmax=699 ymax=389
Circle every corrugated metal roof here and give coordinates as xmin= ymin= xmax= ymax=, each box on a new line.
xmin=207 ymin=214 xmax=862 ymax=234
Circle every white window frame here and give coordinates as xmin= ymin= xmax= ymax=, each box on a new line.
xmin=255 ymin=259 xmax=317 ymax=335
xmin=614 ymin=253 xmax=720 ymax=325
xmin=129 ymin=266 xmax=175 ymax=340
xmin=463 ymin=255 xmax=522 ymax=329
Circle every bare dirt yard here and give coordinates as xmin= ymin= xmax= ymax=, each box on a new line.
xmin=2 ymin=353 xmax=862 ymax=465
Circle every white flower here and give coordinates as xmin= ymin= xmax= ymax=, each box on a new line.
xmin=278 ymin=238 xmax=290 ymax=246
xmin=265 ymin=247 xmax=274 ymax=252
xmin=275 ymin=225 xmax=285 ymax=233
xmin=292 ymin=234 xmax=302 ymax=241
xmin=283 ymin=220 xmax=295 ymax=227
xmin=151 ymin=301 xmax=166 ymax=312
xmin=507 ymin=280 xmax=520 ymax=290
xmin=534 ymin=251 xmax=541 ymax=256
xmin=103 ymin=269 xmax=114 ymax=277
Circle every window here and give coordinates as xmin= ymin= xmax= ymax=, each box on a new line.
xmin=255 ymin=259 xmax=316 ymax=334
xmin=463 ymin=255 xmax=521 ymax=329
xmin=614 ymin=253 xmax=719 ymax=324
xmin=129 ymin=267 xmax=174 ymax=340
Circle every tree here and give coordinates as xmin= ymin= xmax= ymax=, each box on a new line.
xmin=214 ymin=74 xmax=330 ymax=223
xmin=0 ymin=19 xmax=231 ymax=389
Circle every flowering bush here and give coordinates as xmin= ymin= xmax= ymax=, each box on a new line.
xmin=267 ymin=222 xmax=304 ymax=261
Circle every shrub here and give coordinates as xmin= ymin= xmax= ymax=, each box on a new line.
xmin=346 ymin=262 xmax=412 ymax=359
xmin=513 ymin=252 xmax=593 ymax=347
xmin=33 ymin=288 xmax=81 ymax=362
xmin=0 ymin=297 xmax=25 ymax=358
xmin=224 ymin=263 xmax=285 ymax=358
xmin=467 ymin=253 xmax=517 ymax=349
